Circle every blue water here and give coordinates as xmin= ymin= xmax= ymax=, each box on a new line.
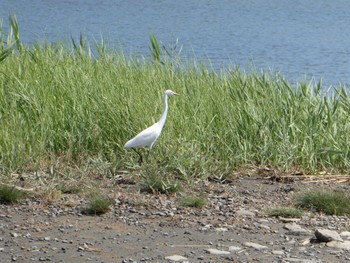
xmin=1 ymin=0 xmax=350 ymax=87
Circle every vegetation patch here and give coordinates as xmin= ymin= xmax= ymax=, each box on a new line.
xmin=296 ymin=189 xmax=350 ymax=216
xmin=1 ymin=17 xmax=350 ymax=176
xmin=34 ymin=187 xmax=61 ymax=206
xmin=0 ymin=185 xmax=27 ymax=204
xmin=267 ymin=206 xmax=303 ymax=218
xmin=178 ymin=194 xmax=207 ymax=209
xmin=56 ymin=182 xmax=83 ymax=194
xmin=83 ymin=194 xmax=114 ymax=215
xmin=140 ymin=174 xmax=181 ymax=194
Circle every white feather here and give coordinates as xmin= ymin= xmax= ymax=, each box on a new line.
xmin=124 ymin=89 xmax=179 ymax=152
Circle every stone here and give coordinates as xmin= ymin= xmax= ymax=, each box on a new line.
xmin=215 ymin=227 xmax=228 ymax=232
xmin=165 ymin=255 xmax=188 ymax=261
xmin=243 ymin=241 xmax=268 ymax=250
xmin=326 ymin=240 xmax=350 ymax=250
xmin=283 ymin=223 xmax=310 ymax=235
xmin=315 ymin=229 xmax=343 ymax=242
xmin=228 ymin=246 xmax=241 ymax=252
xmin=235 ymin=209 xmax=255 ymax=217
xmin=283 ymin=258 xmax=320 ymax=263
xmin=279 ymin=217 xmax=301 ymax=223
xmin=272 ymin=250 xmax=284 ymax=255
xmin=340 ymin=231 xmax=350 ymax=239
xmin=10 ymin=233 xmax=19 ymax=238
xmin=205 ymin=248 xmax=230 ymax=255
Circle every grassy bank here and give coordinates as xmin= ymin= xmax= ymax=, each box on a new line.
xmin=1 ymin=18 xmax=350 ymax=178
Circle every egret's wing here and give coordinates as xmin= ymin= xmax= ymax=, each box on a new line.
xmin=124 ymin=124 xmax=160 ymax=149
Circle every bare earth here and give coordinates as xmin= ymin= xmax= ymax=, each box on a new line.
xmin=1 ymin=172 xmax=350 ymax=263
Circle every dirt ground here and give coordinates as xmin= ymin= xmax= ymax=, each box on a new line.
xmin=1 ymin=172 xmax=350 ymax=263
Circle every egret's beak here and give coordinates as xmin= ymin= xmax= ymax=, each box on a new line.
xmin=173 ymin=92 xmax=180 ymax=96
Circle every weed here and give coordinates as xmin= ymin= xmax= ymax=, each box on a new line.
xmin=267 ymin=206 xmax=303 ymax=218
xmin=0 ymin=185 xmax=27 ymax=204
xmin=83 ymin=194 xmax=113 ymax=215
xmin=296 ymin=189 xmax=350 ymax=216
xmin=140 ymin=174 xmax=181 ymax=194
xmin=178 ymin=194 xmax=207 ymax=208
xmin=56 ymin=182 xmax=83 ymax=194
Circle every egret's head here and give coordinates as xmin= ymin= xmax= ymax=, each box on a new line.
xmin=165 ymin=89 xmax=180 ymax=96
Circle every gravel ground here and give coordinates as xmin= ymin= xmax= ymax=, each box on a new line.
xmin=1 ymin=172 xmax=350 ymax=263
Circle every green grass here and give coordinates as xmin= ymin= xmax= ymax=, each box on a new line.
xmin=1 ymin=17 xmax=350 ymax=177
xmin=178 ymin=194 xmax=207 ymax=208
xmin=140 ymin=173 xmax=181 ymax=194
xmin=0 ymin=184 xmax=27 ymax=204
xmin=296 ymin=189 xmax=350 ymax=216
xmin=56 ymin=182 xmax=83 ymax=194
xmin=83 ymin=194 xmax=114 ymax=215
xmin=267 ymin=206 xmax=303 ymax=218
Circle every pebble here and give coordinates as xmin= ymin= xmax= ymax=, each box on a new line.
xmin=271 ymin=250 xmax=284 ymax=255
xmin=228 ymin=246 xmax=241 ymax=252
xmin=215 ymin=227 xmax=228 ymax=232
xmin=165 ymin=255 xmax=188 ymax=261
xmin=235 ymin=209 xmax=255 ymax=217
xmin=205 ymin=248 xmax=230 ymax=255
xmin=243 ymin=241 xmax=268 ymax=250
xmin=283 ymin=258 xmax=320 ymax=263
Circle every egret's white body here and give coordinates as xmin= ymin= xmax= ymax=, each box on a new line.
xmin=124 ymin=89 xmax=179 ymax=162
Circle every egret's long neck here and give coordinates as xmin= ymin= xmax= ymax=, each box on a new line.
xmin=158 ymin=93 xmax=169 ymax=129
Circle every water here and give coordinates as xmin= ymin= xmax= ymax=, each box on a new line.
xmin=1 ymin=0 xmax=350 ymax=87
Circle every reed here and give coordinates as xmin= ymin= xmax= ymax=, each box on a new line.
xmin=1 ymin=17 xmax=350 ymax=177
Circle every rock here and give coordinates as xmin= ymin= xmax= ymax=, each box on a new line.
xmin=315 ymin=229 xmax=343 ymax=242
xmin=272 ymin=250 xmax=284 ymax=255
xmin=205 ymin=248 xmax=230 ymax=255
xmin=10 ymin=233 xmax=19 ymax=238
xmin=340 ymin=231 xmax=350 ymax=239
xmin=235 ymin=209 xmax=255 ymax=217
xmin=215 ymin=227 xmax=228 ymax=232
xmin=283 ymin=223 xmax=310 ymax=235
xmin=165 ymin=255 xmax=188 ymax=261
xmin=283 ymin=258 xmax=320 ymax=263
xmin=243 ymin=242 xmax=268 ymax=250
xmin=228 ymin=246 xmax=241 ymax=252
xmin=326 ymin=240 xmax=350 ymax=250
xmin=279 ymin=217 xmax=301 ymax=223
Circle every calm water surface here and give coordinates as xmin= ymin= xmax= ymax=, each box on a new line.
xmin=1 ymin=0 xmax=350 ymax=87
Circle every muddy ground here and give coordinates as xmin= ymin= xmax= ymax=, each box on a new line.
xmin=1 ymin=171 xmax=350 ymax=263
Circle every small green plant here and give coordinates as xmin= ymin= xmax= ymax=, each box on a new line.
xmin=0 ymin=185 xmax=27 ymax=204
xmin=296 ymin=189 xmax=350 ymax=215
xmin=178 ymin=194 xmax=207 ymax=209
xmin=84 ymin=194 xmax=114 ymax=215
xmin=56 ymin=182 xmax=83 ymax=194
xmin=140 ymin=174 xmax=181 ymax=194
xmin=267 ymin=206 xmax=303 ymax=218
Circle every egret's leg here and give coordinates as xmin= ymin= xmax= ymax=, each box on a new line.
xmin=146 ymin=148 xmax=151 ymax=162
xmin=132 ymin=148 xmax=143 ymax=165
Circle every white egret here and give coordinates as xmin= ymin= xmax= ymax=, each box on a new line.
xmin=124 ymin=89 xmax=179 ymax=163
